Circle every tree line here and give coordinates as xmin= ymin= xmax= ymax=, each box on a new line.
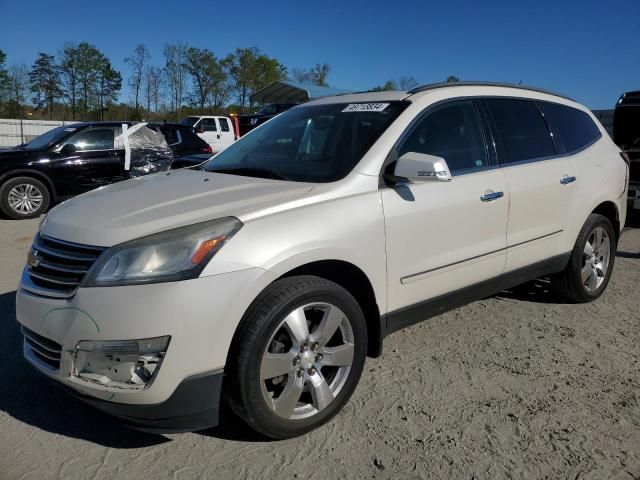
xmin=0 ymin=43 xmax=460 ymax=122
xmin=0 ymin=43 xmax=325 ymax=122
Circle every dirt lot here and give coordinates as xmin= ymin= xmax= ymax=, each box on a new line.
xmin=0 ymin=217 xmax=638 ymax=480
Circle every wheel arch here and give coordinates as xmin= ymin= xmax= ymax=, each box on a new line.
xmin=0 ymin=169 xmax=57 ymax=200
xmin=592 ymin=201 xmax=620 ymax=242
xmin=278 ymin=260 xmax=383 ymax=358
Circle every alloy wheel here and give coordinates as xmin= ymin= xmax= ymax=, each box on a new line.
xmin=8 ymin=183 xmax=44 ymax=215
xmin=582 ymin=226 xmax=610 ymax=293
xmin=260 ymin=302 xmax=355 ymax=420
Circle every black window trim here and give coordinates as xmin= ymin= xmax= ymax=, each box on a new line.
xmin=536 ymin=100 xmax=603 ymax=156
xmin=479 ymin=96 xmax=603 ymax=168
xmin=380 ymin=96 xmax=498 ymax=183
xmin=54 ymin=126 xmax=120 ymax=154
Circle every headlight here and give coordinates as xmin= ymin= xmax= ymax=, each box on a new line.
xmin=84 ymin=217 xmax=242 ymax=287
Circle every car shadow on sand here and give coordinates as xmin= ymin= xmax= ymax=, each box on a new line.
xmin=0 ymin=290 xmax=265 ymax=448
xmin=495 ymin=278 xmax=565 ymax=304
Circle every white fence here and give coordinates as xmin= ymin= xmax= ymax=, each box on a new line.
xmin=0 ymin=119 xmax=68 ymax=147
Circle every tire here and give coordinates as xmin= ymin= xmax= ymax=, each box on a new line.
xmin=225 ymin=275 xmax=367 ymax=439
xmin=0 ymin=176 xmax=50 ymax=220
xmin=552 ymin=214 xmax=616 ymax=303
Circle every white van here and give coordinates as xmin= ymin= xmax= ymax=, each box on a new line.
xmin=17 ymin=82 xmax=628 ymax=439
xmin=179 ymin=115 xmax=236 ymax=153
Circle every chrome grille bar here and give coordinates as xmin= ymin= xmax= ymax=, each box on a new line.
xmin=24 ymin=234 xmax=106 ymax=299
xmin=22 ymin=326 xmax=62 ymax=372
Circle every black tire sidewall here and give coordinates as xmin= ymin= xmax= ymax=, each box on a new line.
xmin=234 ymin=277 xmax=367 ymax=439
xmin=0 ymin=177 xmax=50 ymax=220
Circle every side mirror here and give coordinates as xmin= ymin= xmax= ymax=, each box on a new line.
xmin=392 ymin=152 xmax=452 ymax=183
xmin=60 ymin=143 xmax=77 ymax=155
xmin=196 ymin=124 xmax=205 ymax=134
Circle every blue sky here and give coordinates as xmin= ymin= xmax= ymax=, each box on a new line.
xmin=1 ymin=0 xmax=638 ymax=109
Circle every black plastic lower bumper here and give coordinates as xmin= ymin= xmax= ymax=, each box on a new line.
xmin=50 ymin=370 xmax=224 ymax=434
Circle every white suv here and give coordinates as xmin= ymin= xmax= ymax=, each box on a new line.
xmin=16 ymin=83 xmax=628 ymax=438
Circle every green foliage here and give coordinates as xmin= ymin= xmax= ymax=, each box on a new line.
xmin=184 ymin=47 xmax=229 ymax=111
xmin=446 ymin=75 xmax=460 ymax=83
xmin=225 ymin=47 xmax=287 ymax=108
xmin=96 ymin=60 xmax=122 ymax=120
xmin=292 ymin=63 xmax=331 ymax=87
xmin=29 ymin=53 xmax=63 ymax=119
xmin=370 ymin=80 xmax=397 ymax=91
xmin=59 ymin=42 xmax=123 ymax=120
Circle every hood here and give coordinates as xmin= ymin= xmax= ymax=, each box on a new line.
xmin=42 ymin=169 xmax=314 ymax=246
xmin=0 ymin=147 xmax=30 ymax=160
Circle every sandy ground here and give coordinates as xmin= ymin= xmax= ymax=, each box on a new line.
xmin=0 ymin=216 xmax=638 ymax=480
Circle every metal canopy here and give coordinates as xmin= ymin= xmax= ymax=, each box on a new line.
xmin=250 ymin=80 xmax=353 ymax=104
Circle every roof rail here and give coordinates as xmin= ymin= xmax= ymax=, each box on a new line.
xmin=406 ymin=81 xmax=575 ymax=102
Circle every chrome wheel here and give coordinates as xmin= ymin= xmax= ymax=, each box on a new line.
xmin=260 ymin=302 xmax=355 ymax=420
xmin=582 ymin=226 xmax=610 ymax=293
xmin=8 ymin=183 xmax=44 ymax=215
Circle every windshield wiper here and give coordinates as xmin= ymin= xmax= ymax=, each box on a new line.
xmin=209 ymin=167 xmax=286 ymax=180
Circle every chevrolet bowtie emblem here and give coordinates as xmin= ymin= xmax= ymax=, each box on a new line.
xmin=27 ymin=249 xmax=40 ymax=268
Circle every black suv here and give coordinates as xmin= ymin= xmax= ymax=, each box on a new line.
xmin=613 ymin=91 xmax=640 ymax=213
xmin=237 ymin=103 xmax=297 ymax=136
xmin=0 ymin=122 xmax=173 ymax=220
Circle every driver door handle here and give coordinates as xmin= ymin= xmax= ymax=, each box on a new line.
xmin=480 ymin=191 xmax=504 ymax=202
xmin=560 ymin=175 xmax=576 ymax=185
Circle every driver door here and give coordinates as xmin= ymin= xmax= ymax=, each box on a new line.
xmin=381 ymin=99 xmax=508 ymax=330
xmin=51 ymin=126 xmax=124 ymax=196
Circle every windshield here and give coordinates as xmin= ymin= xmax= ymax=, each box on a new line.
xmin=257 ymin=104 xmax=278 ymax=115
xmin=179 ymin=117 xmax=199 ymax=127
xmin=23 ymin=126 xmax=77 ymax=150
xmin=203 ymin=101 xmax=408 ymax=182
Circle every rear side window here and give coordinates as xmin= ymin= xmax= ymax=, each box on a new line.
xmin=201 ymin=119 xmax=217 ymax=132
xmin=485 ymin=99 xmax=556 ymax=164
xmin=68 ymin=128 xmax=115 ymax=151
xmin=218 ymin=118 xmax=230 ymax=132
xmin=540 ymin=102 xmax=601 ymax=153
xmin=159 ymin=127 xmax=180 ymax=145
xmin=398 ymin=100 xmax=488 ymax=174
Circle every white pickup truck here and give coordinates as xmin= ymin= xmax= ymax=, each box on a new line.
xmin=179 ymin=116 xmax=236 ymax=153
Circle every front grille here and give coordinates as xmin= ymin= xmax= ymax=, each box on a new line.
xmin=25 ymin=234 xmax=105 ymax=298
xmin=22 ymin=326 xmax=62 ymax=372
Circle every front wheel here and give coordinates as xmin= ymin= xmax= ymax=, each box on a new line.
xmin=0 ymin=176 xmax=50 ymax=220
xmin=552 ymin=213 xmax=616 ymax=302
xmin=225 ymin=276 xmax=367 ymax=439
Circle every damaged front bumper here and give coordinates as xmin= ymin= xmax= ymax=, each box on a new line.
xmin=15 ymin=267 xmax=273 ymax=432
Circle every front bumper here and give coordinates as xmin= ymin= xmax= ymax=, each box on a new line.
xmin=16 ymin=267 xmax=276 ymax=431
xmin=48 ymin=369 xmax=224 ymax=433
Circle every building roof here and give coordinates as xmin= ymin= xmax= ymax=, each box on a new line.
xmin=250 ymin=80 xmax=354 ymax=104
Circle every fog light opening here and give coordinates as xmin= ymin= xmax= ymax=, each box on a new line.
xmin=73 ymin=336 xmax=170 ymax=390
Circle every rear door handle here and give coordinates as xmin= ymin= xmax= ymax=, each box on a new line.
xmin=560 ymin=175 xmax=576 ymax=185
xmin=480 ymin=191 xmax=504 ymax=202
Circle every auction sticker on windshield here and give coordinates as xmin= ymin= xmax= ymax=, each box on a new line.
xmin=342 ymin=103 xmax=389 ymax=112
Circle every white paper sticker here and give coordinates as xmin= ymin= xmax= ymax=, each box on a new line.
xmin=342 ymin=103 xmax=390 ymax=113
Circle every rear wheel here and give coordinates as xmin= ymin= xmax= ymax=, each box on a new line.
xmin=0 ymin=176 xmax=50 ymax=220
xmin=552 ymin=214 xmax=616 ymax=302
xmin=225 ymin=276 xmax=367 ymax=439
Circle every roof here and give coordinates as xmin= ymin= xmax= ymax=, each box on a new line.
xmin=305 ymin=90 xmax=410 ymax=105
xmin=250 ymin=80 xmax=354 ymax=104
xmin=407 ymin=81 xmax=574 ymax=101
